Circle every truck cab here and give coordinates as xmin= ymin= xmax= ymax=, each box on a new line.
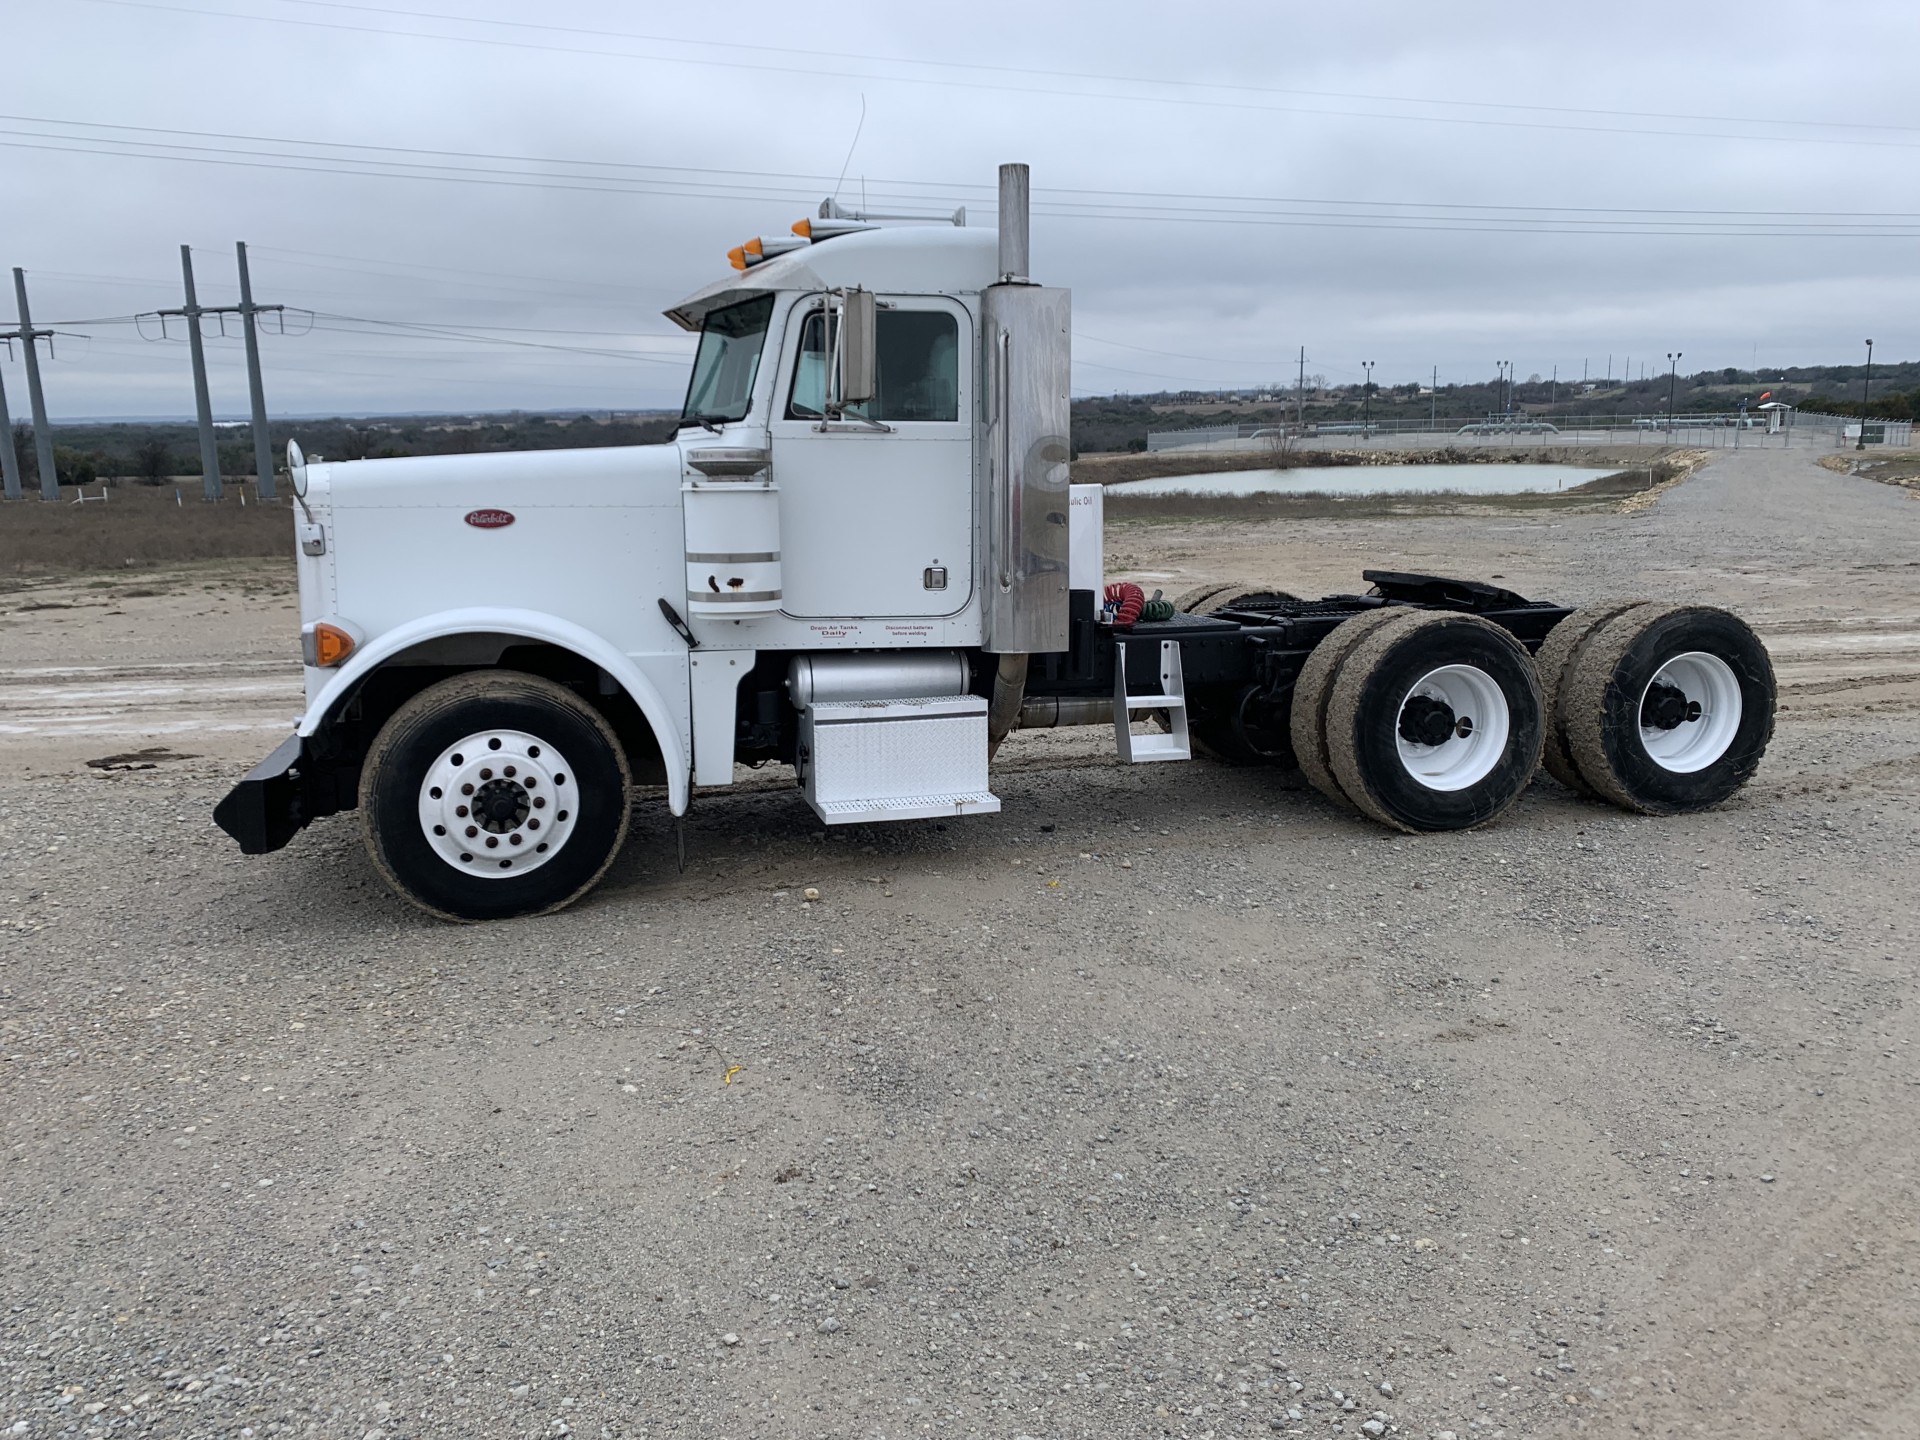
xmin=215 ymin=164 xmax=1778 ymax=921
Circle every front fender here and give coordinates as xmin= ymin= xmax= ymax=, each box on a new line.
xmin=301 ymin=607 xmax=690 ymax=814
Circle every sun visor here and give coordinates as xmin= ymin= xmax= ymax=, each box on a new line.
xmin=664 ymin=256 xmax=829 ymax=331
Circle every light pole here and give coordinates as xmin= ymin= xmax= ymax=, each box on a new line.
xmin=1362 ymin=360 xmax=1374 ymax=434
xmin=1666 ymin=351 xmax=1682 ymax=431
xmin=1857 ymin=338 xmax=1874 ymax=450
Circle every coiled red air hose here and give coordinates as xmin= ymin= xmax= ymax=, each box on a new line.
xmin=1104 ymin=581 xmax=1145 ymax=627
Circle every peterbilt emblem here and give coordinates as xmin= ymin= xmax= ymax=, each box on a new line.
xmin=464 ymin=509 xmax=515 ymax=529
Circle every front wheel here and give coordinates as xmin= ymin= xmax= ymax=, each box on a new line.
xmin=359 ymin=672 xmax=632 ymax=921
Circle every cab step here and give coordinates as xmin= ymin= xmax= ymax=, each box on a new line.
xmin=1113 ymin=639 xmax=1191 ymax=763
xmin=798 ymin=694 xmax=1001 ymax=825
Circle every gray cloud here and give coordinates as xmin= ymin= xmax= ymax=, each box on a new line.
xmin=4 ymin=0 xmax=1913 ymax=418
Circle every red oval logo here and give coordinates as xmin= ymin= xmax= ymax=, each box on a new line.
xmin=464 ymin=509 xmax=515 ymax=529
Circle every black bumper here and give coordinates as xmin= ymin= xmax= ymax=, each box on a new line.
xmin=214 ymin=734 xmax=318 ymax=855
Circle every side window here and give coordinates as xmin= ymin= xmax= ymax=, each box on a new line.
xmin=787 ymin=307 xmax=961 ymax=423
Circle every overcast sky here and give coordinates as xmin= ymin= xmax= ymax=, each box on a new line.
xmin=4 ymin=0 xmax=1917 ymax=419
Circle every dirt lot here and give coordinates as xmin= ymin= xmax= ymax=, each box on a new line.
xmin=2 ymin=446 xmax=1918 ymax=1440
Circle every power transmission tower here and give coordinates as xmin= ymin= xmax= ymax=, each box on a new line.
xmin=0 ymin=356 xmax=19 ymax=501
xmin=235 ymin=242 xmax=281 ymax=499
xmin=150 ymin=245 xmax=283 ymax=501
xmin=6 ymin=269 xmax=59 ymax=500
xmin=157 ymin=246 xmax=225 ymax=500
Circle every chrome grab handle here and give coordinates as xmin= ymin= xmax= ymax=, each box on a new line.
xmin=996 ymin=327 xmax=1014 ymax=590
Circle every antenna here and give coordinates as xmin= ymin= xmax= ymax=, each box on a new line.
xmin=832 ymin=94 xmax=866 ymax=203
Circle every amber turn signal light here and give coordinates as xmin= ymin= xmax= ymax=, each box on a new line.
xmin=304 ymin=621 xmax=356 ymax=668
xmin=726 ymin=244 xmax=747 ymax=271
xmin=791 ymin=217 xmax=812 ymax=239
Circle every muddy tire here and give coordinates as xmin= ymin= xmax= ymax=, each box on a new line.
xmin=1173 ymin=581 xmax=1240 ymax=614
xmin=359 ymin=671 xmax=632 ymax=922
xmin=1325 ymin=612 xmax=1544 ymax=833
xmin=1288 ymin=607 xmax=1417 ymax=811
xmin=1201 ymin=584 xmax=1301 ymax=614
xmin=1535 ymin=599 xmax=1650 ymax=795
xmin=1561 ymin=603 xmax=1775 ymax=814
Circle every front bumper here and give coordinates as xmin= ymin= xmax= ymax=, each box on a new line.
xmin=213 ymin=734 xmax=326 ymax=854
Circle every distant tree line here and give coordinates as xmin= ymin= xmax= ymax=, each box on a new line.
xmin=5 ymin=411 xmax=679 ymax=488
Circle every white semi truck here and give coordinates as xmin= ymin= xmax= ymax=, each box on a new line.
xmin=215 ymin=164 xmax=1776 ymax=921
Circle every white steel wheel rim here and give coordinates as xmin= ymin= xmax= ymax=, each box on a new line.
xmin=1638 ymin=651 xmax=1743 ymax=773
xmin=418 ymin=729 xmax=578 ymax=878
xmin=1394 ymin=664 xmax=1511 ymax=792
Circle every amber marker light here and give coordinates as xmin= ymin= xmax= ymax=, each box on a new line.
xmin=745 ymin=237 xmax=764 ymax=259
xmin=791 ymin=218 xmax=812 ymax=239
xmin=303 ymin=621 xmax=357 ymax=668
xmin=726 ymin=244 xmax=747 ymax=271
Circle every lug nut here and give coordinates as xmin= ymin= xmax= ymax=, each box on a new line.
xmin=533 ymin=797 xmax=546 ymax=809
xmin=465 ymin=825 xmax=478 ymax=838
xmin=527 ymin=818 xmax=540 ymax=831
xmin=461 ymin=782 xmax=474 ymax=796
xmin=509 ymin=834 xmax=522 ymax=845
xmin=503 ymin=765 xmax=516 ymax=778
xmin=485 ymin=836 xmax=498 ymax=849
xmin=479 ymin=768 xmax=493 ymax=780
xmin=456 ymin=804 xmax=469 ymax=818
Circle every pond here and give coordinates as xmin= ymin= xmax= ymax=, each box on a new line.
xmin=1109 ymin=462 xmax=1618 ymax=498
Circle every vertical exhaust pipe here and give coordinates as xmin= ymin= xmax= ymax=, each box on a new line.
xmin=998 ymin=162 xmax=1030 ymax=285
xmin=989 ymin=161 xmax=1032 ymax=754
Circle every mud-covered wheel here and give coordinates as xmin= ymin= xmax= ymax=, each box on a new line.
xmin=1173 ymin=581 xmax=1240 ymax=614
xmin=1288 ymin=607 xmax=1417 ymax=810
xmin=1561 ymin=603 xmax=1775 ymax=814
xmin=1200 ymin=584 xmax=1301 ymax=614
xmin=359 ymin=671 xmax=632 ymax=921
xmin=1535 ymin=599 xmax=1649 ymax=795
xmin=1324 ymin=612 xmax=1545 ymax=832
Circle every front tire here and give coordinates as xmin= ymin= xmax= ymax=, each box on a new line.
xmin=359 ymin=672 xmax=632 ymax=921
xmin=1324 ymin=612 xmax=1545 ymax=832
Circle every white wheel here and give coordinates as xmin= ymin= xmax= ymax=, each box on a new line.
xmin=1394 ymin=663 xmax=1512 ymax=792
xmin=1637 ymin=651 xmax=1743 ymax=773
xmin=417 ymin=729 xmax=579 ymax=877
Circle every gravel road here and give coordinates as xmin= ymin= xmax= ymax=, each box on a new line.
xmin=2 ymin=447 xmax=1917 ymax=1440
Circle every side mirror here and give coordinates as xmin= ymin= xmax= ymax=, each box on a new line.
xmin=287 ymin=439 xmax=308 ymax=498
xmin=837 ymin=288 xmax=876 ymax=407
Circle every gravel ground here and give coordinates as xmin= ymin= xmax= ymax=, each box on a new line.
xmin=2 ymin=447 xmax=1918 ymax=1440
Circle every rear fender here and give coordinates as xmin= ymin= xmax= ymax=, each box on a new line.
xmin=301 ymin=608 xmax=690 ymax=814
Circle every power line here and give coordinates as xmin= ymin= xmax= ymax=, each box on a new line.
xmin=68 ymin=0 xmax=1920 ymax=153
xmin=8 ymin=120 xmax=1920 ymax=238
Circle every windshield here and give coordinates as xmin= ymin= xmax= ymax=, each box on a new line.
xmin=680 ymin=295 xmax=774 ymax=425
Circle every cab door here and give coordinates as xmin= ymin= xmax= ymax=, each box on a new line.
xmin=767 ymin=295 xmax=973 ymax=619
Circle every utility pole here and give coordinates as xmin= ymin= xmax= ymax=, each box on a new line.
xmin=0 ymin=360 xmax=19 ymax=500
xmin=1295 ymin=345 xmax=1305 ymax=435
xmin=1431 ymin=364 xmax=1438 ymax=430
xmin=9 ymin=269 xmax=59 ymax=500
xmin=1666 ymin=351 xmax=1682 ymax=432
xmin=1857 ymin=338 xmax=1874 ymax=451
xmin=1361 ymin=360 xmax=1374 ymax=434
xmin=235 ymin=242 xmax=283 ymax=499
xmin=158 ymin=246 xmax=224 ymax=500
xmin=145 ymin=245 xmax=287 ymax=501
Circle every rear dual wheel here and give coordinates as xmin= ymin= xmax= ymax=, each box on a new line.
xmin=1309 ymin=612 xmax=1545 ymax=832
xmin=1541 ymin=602 xmax=1775 ymax=814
